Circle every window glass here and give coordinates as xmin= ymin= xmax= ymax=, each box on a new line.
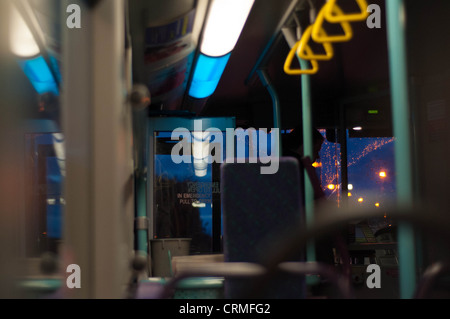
xmin=315 ymin=129 xmax=396 ymax=234
xmin=153 ymin=131 xmax=224 ymax=254
xmin=25 ymin=133 xmax=64 ymax=257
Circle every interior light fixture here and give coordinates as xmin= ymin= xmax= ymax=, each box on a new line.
xmin=352 ymin=126 xmax=362 ymax=131
xmin=189 ymin=0 xmax=254 ymax=99
xmin=189 ymin=53 xmax=231 ymax=99
xmin=200 ymin=0 xmax=255 ymax=57
xmin=9 ymin=2 xmax=59 ymax=95
xmin=9 ymin=3 xmax=40 ymax=58
xmin=18 ymin=56 xmax=59 ymax=95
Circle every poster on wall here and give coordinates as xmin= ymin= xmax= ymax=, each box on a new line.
xmin=143 ymin=9 xmax=196 ymax=109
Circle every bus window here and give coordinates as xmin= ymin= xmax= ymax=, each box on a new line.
xmin=25 ymin=132 xmax=64 ymax=258
xmin=152 ymin=131 xmax=225 ymax=254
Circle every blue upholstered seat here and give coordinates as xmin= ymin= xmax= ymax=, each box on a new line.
xmin=221 ymin=157 xmax=306 ymax=298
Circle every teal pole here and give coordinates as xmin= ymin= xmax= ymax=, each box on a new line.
xmin=133 ymin=110 xmax=149 ymax=260
xmin=299 ymin=58 xmax=316 ymax=264
xmin=257 ymin=69 xmax=282 ymax=156
xmin=136 ymin=175 xmax=148 ymax=256
xmin=386 ymin=0 xmax=416 ymax=299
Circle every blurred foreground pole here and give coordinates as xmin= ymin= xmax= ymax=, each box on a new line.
xmin=62 ymin=0 xmax=134 ymax=298
xmin=0 ymin=1 xmax=24 ymax=298
xmin=386 ymin=0 xmax=416 ymax=299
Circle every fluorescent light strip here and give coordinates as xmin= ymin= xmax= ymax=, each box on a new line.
xmin=9 ymin=3 xmax=40 ymax=58
xmin=200 ymin=0 xmax=254 ymax=57
xmin=189 ymin=53 xmax=230 ymax=99
xmin=18 ymin=56 xmax=59 ymax=95
xmin=189 ymin=0 xmax=254 ymax=99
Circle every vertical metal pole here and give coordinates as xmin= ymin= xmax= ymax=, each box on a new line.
xmin=299 ymin=58 xmax=316 ymax=264
xmin=212 ymin=162 xmax=221 ymax=252
xmin=146 ymin=122 xmax=155 ymax=276
xmin=133 ymin=110 xmax=149 ymax=268
xmin=136 ymin=174 xmax=148 ymax=255
xmin=339 ymin=103 xmax=348 ymax=206
xmin=386 ymin=0 xmax=416 ymax=299
xmin=257 ymin=69 xmax=282 ymax=156
xmin=280 ymin=27 xmax=316 ymax=263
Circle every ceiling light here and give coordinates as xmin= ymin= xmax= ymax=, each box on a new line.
xmin=189 ymin=0 xmax=254 ymax=99
xmin=18 ymin=56 xmax=59 ymax=95
xmin=189 ymin=53 xmax=230 ymax=99
xmin=200 ymin=0 xmax=254 ymax=57
xmin=9 ymin=4 xmax=40 ymax=57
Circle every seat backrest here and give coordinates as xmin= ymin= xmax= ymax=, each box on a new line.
xmin=221 ymin=157 xmax=306 ymax=298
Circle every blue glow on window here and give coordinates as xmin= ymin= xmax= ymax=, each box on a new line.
xmin=18 ymin=55 xmax=59 ymax=95
xmin=188 ymin=53 xmax=231 ymax=99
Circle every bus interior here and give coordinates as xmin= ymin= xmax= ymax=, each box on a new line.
xmin=1 ymin=0 xmax=450 ymax=300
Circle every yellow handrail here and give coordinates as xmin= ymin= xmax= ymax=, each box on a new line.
xmin=284 ymin=41 xmax=319 ymax=75
xmin=311 ymin=2 xmax=353 ymax=43
xmin=283 ymin=0 xmax=369 ymax=76
xmin=324 ymin=0 xmax=369 ymax=23
xmin=297 ymin=25 xmax=334 ymax=61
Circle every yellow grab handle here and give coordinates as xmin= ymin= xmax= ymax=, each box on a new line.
xmin=297 ymin=25 xmax=334 ymax=61
xmin=284 ymin=41 xmax=319 ymax=75
xmin=324 ymin=0 xmax=369 ymax=23
xmin=311 ymin=2 xmax=353 ymax=43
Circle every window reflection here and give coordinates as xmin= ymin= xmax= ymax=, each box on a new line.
xmin=315 ymin=131 xmax=395 ymax=198
xmin=25 ymin=133 xmax=64 ymax=257
xmin=153 ymin=131 xmax=225 ymax=254
xmin=314 ymin=129 xmax=396 ymax=234
xmin=346 ymin=133 xmax=396 ymax=234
